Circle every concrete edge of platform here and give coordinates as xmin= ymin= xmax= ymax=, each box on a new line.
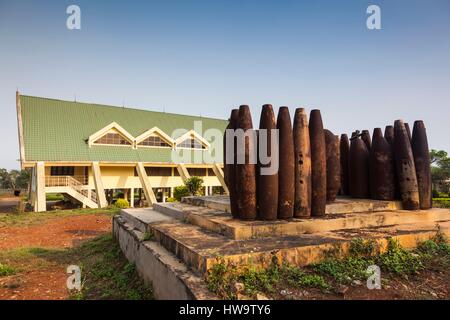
xmin=112 ymin=215 xmax=218 ymax=300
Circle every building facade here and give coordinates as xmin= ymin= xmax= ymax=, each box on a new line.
xmin=16 ymin=92 xmax=228 ymax=212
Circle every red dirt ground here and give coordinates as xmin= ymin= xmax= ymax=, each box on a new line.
xmin=0 ymin=214 xmax=112 ymax=300
xmin=0 ymin=215 xmax=111 ymax=250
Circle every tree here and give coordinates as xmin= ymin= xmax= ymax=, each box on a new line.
xmin=430 ymin=149 xmax=450 ymax=192
xmin=184 ymin=176 xmax=204 ymax=196
xmin=0 ymin=168 xmax=30 ymax=190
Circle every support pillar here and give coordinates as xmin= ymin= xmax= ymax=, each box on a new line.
xmin=92 ymin=162 xmax=108 ymax=208
xmin=130 ymin=188 xmax=135 ymax=207
xmin=136 ymin=162 xmax=157 ymax=206
xmin=35 ymin=162 xmax=46 ymax=212
xmin=176 ymin=164 xmax=191 ymax=182
xmin=212 ymin=164 xmax=229 ymax=195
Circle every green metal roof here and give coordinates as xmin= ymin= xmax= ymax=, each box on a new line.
xmin=20 ymin=95 xmax=227 ymax=164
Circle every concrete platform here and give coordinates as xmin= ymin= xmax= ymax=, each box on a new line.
xmin=181 ymin=196 xmax=403 ymax=215
xmin=152 ymin=201 xmax=447 ymax=240
xmin=114 ymin=196 xmax=450 ymax=299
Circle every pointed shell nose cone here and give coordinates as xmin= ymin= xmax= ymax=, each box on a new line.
xmin=394 ymin=120 xmax=420 ymax=210
xmin=257 ymin=104 xmax=278 ymax=221
xmin=277 ymin=107 xmax=295 ymax=219
xmin=293 ymin=108 xmax=312 ymax=218
xmin=309 ymin=109 xmax=327 ymax=216
xmin=412 ymin=120 xmax=432 ymax=209
xmin=325 ymin=129 xmax=340 ymax=202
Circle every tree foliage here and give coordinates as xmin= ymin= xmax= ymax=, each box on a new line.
xmin=184 ymin=176 xmax=204 ymax=196
xmin=0 ymin=168 xmax=30 ymax=190
xmin=430 ymin=149 xmax=450 ymax=192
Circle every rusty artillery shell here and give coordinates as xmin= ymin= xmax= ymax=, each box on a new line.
xmin=361 ymin=130 xmax=372 ymax=150
xmin=257 ymin=105 xmax=279 ymax=220
xmin=309 ymin=110 xmax=327 ymax=216
xmin=235 ymin=105 xmax=258 ymax=220
xmin=349 ymin=136 xmax=370 ymax=198
xmin=293 ymin=108 xmax=311 ymax=218
xmin=224 ymin=109 xmax=240 ymax=218
xmin=325 ymin=130 xmax=340 ymax=202
xmin=277 ymin=107 xmax=295 ymax=220
xmin=340 ymin=134 xmax=350 ymax=196
xmin=412 ymin=121 xmax=432 ymax=209
xmin=405 ymin=122 xmax=412 ymax=142
xmin=394 ymin=120 xmax=420 ymax=210
xmin=384 ymin=125 xmax=395 ymax=147
xmin=369 ymin=128 xmax=395 ymax=200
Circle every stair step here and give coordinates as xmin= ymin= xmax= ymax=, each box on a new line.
xmin=153 ymin=202 xmax=450 ymax=240
xmin=121 ymin=207 xmax=450 ymax=275
xmin=181 ymin=196 xmax=403 ymax=214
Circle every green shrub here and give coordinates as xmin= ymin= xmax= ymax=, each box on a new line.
xmin=173 ymin=186 xmax=190 ymax=201
xmin=433 ymin=198 xmax=450 ymax=208
xmin=166 ymin=197 xmax=176 ymax=202
xmin=115 ymin=198 xmax=130 ymax=209
xmin=0 ymin=263 xmax=17 ymax=276
xmin=378 ymin=238 xmax=423 ymax=275
xmin=185 ymin=176 xmax=204 ymax=196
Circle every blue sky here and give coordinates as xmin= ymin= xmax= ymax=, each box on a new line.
xmin=0 ymin=0 xmax=449 ymax=169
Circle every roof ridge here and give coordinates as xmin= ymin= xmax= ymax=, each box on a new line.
xmin=20 ymin=94 xmax=226 ymax=122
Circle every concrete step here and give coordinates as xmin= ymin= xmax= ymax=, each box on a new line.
xmin=120 ymin=207 xmax=450 ymax=275
xmin=113 ymin=215 xmax=217 ymax=300
xmin=153 ymin=202 xmax=450 ymax=240
xmin=181 ymin=196 xmax=403 ymax=214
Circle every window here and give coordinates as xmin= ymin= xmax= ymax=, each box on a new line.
xmin=138 ymin=135 xmax=171 ymax=147
xmin=94 ymin=133 xmax=131 ymax=145
xmin=145 ymin=167 xmax=173 ymax=176
xmin=177 ymin=137 xmax=206 ymax=149
xmin=188 ymin=168 xmax=207 ymax=177
xmin=51 ymin=166 xmax=75 ymax=176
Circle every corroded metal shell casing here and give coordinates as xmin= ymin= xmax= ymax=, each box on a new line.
xmin=361 ymin=130 xmax=372 ymax=150
xmin=309 ymin=110 xmax=327 ymax=216
xmin=349 ymin=136 xmax=370 ymax=198
xmin=224 ymin=109 xmax=240 ymax=218
xmin=405 ymin=122 xmax=412 ymax=142
xmin=369 ymin=128 xmax=395 ymax=200
xmin=394 ymin=120 xmax=420 ymax=210
xmin=384 ymin=125 xmax=395 ymax=148
xmin=276 ymin=107 xmax=295 ymax=220
xmin=325 ymin=130 xmax=340 ymax=203
xmin=412 ymin=121 xmax=432 ymax=209
xmin=339 ymin=134 xmax=350 ymax=196
xmin=293 ymin=108 xmax=311 ymax=218
xmin=257 ymin=104 xmax=279 ymax=220
xmin=235 ymin=105 xmax=258 ymax=220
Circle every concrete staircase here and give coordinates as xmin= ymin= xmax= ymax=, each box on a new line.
xmin=113 ymin=196 xmax=450 ymax=299
xmin=46 ymin=176 xmax=98 ymax=208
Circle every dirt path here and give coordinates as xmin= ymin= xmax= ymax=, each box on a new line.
xmin=0 ymin=214 xmax=112 ymax=300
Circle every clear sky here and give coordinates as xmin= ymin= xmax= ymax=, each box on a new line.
xmin=1 ymin=0 xmax=449 ymax=170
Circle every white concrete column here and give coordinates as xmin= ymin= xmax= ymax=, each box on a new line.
xmin=205 ymin=186 xmax=209 ymax=196
xmin=176 ymin=164 xmax=191 ymax=182
xmin=136 ymin=162 xmax=157 ymax=205
xmin=130 ymin=188 xmax=135 ymax=207
xmin=212 ymin=163 xmax=229 ymax=195
xmin=35 ymin=162 xmax=46 ymax=212
xmin=162 ymin=189 xmax=166 ymax=203
xmin=92 ymin=162 xmax=108 ymax=208
xmin=170 ymin=187 xmax=174 ymax=198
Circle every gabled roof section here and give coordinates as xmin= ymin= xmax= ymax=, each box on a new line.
xmin=135 ymin=127 xmax=174 ymax=146
xmin=175 ymin=130 xmax=210 ymax=149
xmin=19 ymin=94 xmax=227 ymax=163
xmin=88 ymin=122 xmax=135 ymax=146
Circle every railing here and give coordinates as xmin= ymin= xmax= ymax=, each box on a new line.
xmin=45 ymin=176 xmax=97 ymax=204
xmin=45 ymin=175 xmax=88 ymax=186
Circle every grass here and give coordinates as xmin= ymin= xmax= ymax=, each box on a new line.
xmin=0 ymin=207 xmax=120 ymax=228
xmin=206 ymin=231 xmax=450 ymax=299
xmin=0 ymin=234 xmax=153 ymax=300
xmin=0 ymin=263 xmax=17 ymax=276
xmin=433 ymin=198 xmax=450 ymax=208
xmin=46 ymin=193 xmax=65 ymax=201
